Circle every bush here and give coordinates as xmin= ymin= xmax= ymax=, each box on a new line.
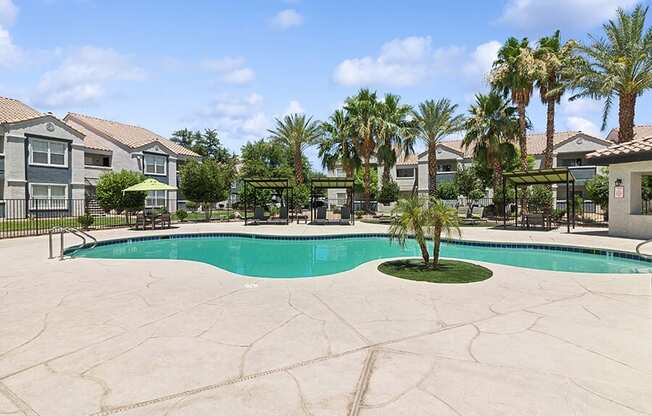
xmin=77 ymin=213 xmax=94 ymax=230
xmin=175 ymin=209 xmax=188 ymax=222
xmin=493 ymin=186 xmax=515 ymax=215
xmin=529 ymin=185 xmax=553 ymax=212
xmin=436 ymin=181 xmax=459 ymax=200
xmin=185 ymin=201 xmax=199 ymax=211
xmin=96 ymin=170 xmax=146 ymax=215
xmin=585 ymin=173 xmax=608 ymax=210
xmin=378 ymin=180 xmax=400 ymax=204
xmin=179 ymin=159 xmax=236 ymax=220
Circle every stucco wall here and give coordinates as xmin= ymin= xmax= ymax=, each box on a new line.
xmin=608 ymin=160 xmax=652 ymax=239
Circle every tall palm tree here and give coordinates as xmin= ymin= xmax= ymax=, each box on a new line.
xmin=572 ymin=4 xmax=652 ymax=143
xmin=462 ymin=93 xmax=519 ymax=194
xmin=319 ymin=109 xmax=360 ymax=203
xmin=268 ymin=113 xmax=322 ymax=184
xmin=388 ymin=196 xmax=432 ymax=265
xmin=411 ymin=99 xmax=465 ymax=197
xmin=491 ymin=37 xmax=538 ymax=171
xmin=376 ymin=94 xmax=414 ymax=185
xmin=429 ymin=200 xmax=461 ymax=267
xmin=345 ymin=89 xmax=382 ymax=211
xmin=535 ymin=31 xmax=579 ymax=168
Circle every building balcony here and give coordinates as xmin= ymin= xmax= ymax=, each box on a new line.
xmin=568 ymin=166 xmax=597 ymax=184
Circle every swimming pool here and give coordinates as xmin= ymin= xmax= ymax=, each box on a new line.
xmin=69 ymin=233 xmax=652 ymax=278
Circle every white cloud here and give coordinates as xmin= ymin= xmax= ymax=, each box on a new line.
xmin=565 ymin=116 xmax=599 ymax=135
xmin=284 ymin=100 xmax=304 ymax=115
xmin=201 ymin=56 xmax=255 ymax=85
xmin=0 ymin=25 xmax=18 ymax=65
xmin=33 ymin=46 xmax=145 ymax=107
xmin=0 ymin=0 xmax=17 ymax=27
xmin=499 ymin=0 xmax=637 ymax=30
xmin=333 ymin=36 xmax=494 ymax=87
xmin=271 ymin=9 xmax=303 ymax=29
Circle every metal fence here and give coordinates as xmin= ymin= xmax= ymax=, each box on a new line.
xmin=0 ymin=198 xmax=236 ymax=239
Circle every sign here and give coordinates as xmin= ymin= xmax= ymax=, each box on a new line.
xmin=614 ymin=185 xmax=625 ymax=199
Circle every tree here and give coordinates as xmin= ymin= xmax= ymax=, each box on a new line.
xmin=377 ymin=94 xmax=414 ymax=184
xmin=170 ymin=128 xmax=200 ymax=148
xmin=491 ymin=37 xmax=537 ymax=171
xmin=436 ymin=182 xmax=459 ymax=200
xmin=585 ymin=172 xmax=609 ymax=213
xmin=389 ymin=196 xmax=432 ymax=265
xmin=572 ymin=4 xmax=652 ymax=143
xmin=429 ymin=200 xmax=461 ymax=267
xmin=378 ymin=180 xmax=400 ymax=204
xmin=179 ymin=159 xmax=235 ymax=220
xmin=354 ymin=166 xmax=378 ymax=201
xmin=345 ymin=89 xmax=382 ymax=211
xmin=411 ymin=99 xmax=465 ymax=197
xmin=455 ymin=166 xmax=485 ymax=207
xmin=96 ymin=170 xmax=146 ymax=221
xmin=463 ymin=93 xmax=519 ymax=195
xmin=194 ymin=129 xmax=232 ymax=163
xmin=268 ymin=113 xmax=321 ymax=185
xmin=535 ymin=31 xmax=579 ymax=168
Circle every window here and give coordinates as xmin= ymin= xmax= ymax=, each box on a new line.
xmin=29 ymin=183 xmax=68 ymax=210
xmin=437 ymin=164 xmax=452 ymax=172
xmin=146 ymin=190 xmax=167 ymax=208
xmin=85 ymin=153 xmax=111 ymax=167
xmin=396 ymin=167 xmax=414 ymax=178
xmin=29 ymin=139 xmax=67 ymax=167
xmin=144 ymin=154 xmax=166 ymax=175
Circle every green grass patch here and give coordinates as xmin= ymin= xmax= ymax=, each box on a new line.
xmin=378 ymin=259 xmax=492 ymax=284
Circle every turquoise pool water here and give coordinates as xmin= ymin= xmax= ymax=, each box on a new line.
xmin=71 ymin=235 xmax=652 ymax=278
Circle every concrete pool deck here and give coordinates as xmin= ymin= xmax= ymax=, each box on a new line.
xmin=0 ymin=222 xmax=650 ymax=415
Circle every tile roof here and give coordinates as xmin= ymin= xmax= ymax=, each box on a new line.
xmin=396 ymin=131 xmax=608 ymax=165
xmin=65 ymin=112 xmax=199 ymax=157
xmin=64 ymin=118 xmax=112 ymax=152
xmin=606 ymin=125 xmax=652 ymax=142
xmin=587 ymin=136 xmax=652 ymax=161
xmin=0 ymin=97 xmax=42 ymax=124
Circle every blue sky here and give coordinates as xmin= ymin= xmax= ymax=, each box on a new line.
xmin=0 ymin=0 xmax=648 ymax=167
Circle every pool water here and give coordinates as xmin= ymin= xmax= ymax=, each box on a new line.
xmin=71 ymin=235 xmax=652 ymax=278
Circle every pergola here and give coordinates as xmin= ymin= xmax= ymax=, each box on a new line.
xmin=243 ymin=178 xmax=292 ymax=225
xmin=310 ymin=177 xmax=355 ymax=224
xmin=502 ymin=168 xmax=576 ymax=233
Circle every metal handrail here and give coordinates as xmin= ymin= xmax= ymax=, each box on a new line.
xmin=48 ymin=227 xmax=97 ymax=259
xmin=636 ymin=239 xmax=652 ymax=261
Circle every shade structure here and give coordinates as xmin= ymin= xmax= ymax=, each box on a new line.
xmin=123 ymin=178 xmax=178 ymax=193
xmin=242 ymin=178 xmax=292 ymax=225
xmin=310 ymin=177 xmax=355 ymax=225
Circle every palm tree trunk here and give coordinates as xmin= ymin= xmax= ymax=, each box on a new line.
xmin=382 ymin=163 xmax=391 ymax=184
xmin=517 ymin=100 xmax=528 ymax=170
xmin=418 ymin=239 xmax=430 ymax=265
xmin=294 ymin=144 xmax=304 ymax=184
xmin=543 ymin=100 xmax=555 ymax=169
xmin=492 ymin=159 xmax=503 ymax=196
xmin=363 ymin=134 xmax=373 ymax=212
xmin=432 ymin=226 xmax=442 ymax=267
xmin=428 ymin=140 xmax=437 ymax=198
xmin=345 ymin=165 xmax=354 ymax=208
xmin=618 ymin=93 xmax=636 ymax=143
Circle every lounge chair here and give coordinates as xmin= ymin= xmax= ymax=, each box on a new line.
xmin=457 ymin=205 xmax=470 ymax=219
xmin=269 ymin=206 xmax=289 ymax=224
xmin=461 ymin=206 xmax=485 ymax=226
xmin=153 ymin=212 xmax=171 ymax=229
xmin=136 ymin=212 xmax=153 ymax=230
xmin=339 ymin=206 xmax=352 ymax=225
xmin=252 ymin=206 xmax=267 ymax=225
xmin=314 ymin=206 xmax=327 ymax=225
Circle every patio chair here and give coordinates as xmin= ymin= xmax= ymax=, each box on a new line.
xmin=339 ymin=206 xmax=352 ymax=225
xmin=471 ymin=206 xmax=485 ymax=221
xmin=314 ymin=206 xmax=327 ymax=225
xmin=457 ymin=205 xmax=470 ymax=219
xmin=269 ymin=206 xmax=289 ymax=224
xmin=136 ymin=212 xmax=153 ymax=230
xmin=154 ymin=212 xmax=171 ymax=229
xmin=253 ymin=206 xmax=267 ymax=225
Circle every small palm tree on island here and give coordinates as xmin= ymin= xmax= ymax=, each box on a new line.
xmin=388 ymin=197 xmax=461 ymax=268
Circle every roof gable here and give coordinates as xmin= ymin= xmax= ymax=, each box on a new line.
xmin=0 ymin=97 xmax=41 ymax=124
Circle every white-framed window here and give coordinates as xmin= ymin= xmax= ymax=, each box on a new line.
xmin=29 ymin=183 xmax=68 ymax=210
xmin=29 ymin=138 xmax=68 ymax=167
xmin=144 ymin=154 xmax=166 ymax=176
xmin=396 ymin=167 xmax=414 ymax=178
xmin=146 ymin=190 xmax=167 ymax=208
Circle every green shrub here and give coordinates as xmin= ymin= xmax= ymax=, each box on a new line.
xmin=436 ymin=181 xmax=459 ymax=200
xmin=186 ymin=201 xmax=199 ymax=211
xmin=96 ymin=170 xmax=146 ymax=215
xmin=493 ymin=186 xmax=515 ymax=215
xmin=585 ymin=173 xmax=608 ymax=210
xmin=77 ymin=213 xmax=94 ymax=230
xmin=529 ymin=185 xmax=553 ymax=212
xmin=378 ymin=180 xmax=400 ymax=204
xmin=175 ymin=209 xmax=188 ymax=222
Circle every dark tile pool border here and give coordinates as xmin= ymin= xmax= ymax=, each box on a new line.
xmin=64 ymin=232 xmax=652 ymax=265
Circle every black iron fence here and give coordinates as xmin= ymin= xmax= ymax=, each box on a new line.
xmin=0 ymin=198 xmax=236 ymax=239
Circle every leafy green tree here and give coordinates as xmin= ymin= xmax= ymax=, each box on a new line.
xmin=194 ymin=129 xmax=233 ymax=163
xmin=491 ymin=37 xmax=537 ymax=170
xmin=268 ymin=114 xmax=321 ymax=184
xmin=585 ymin=172 xmax=609 ymax=212
xmin=354 ymin=166 xmax=378 ymax=201
xmin=529 ymin=185 xmax=554 ymax=212
xmin=179 ymin=159 xmax=236 ymax=220
xmin=430 ymin=199 xmax=461 ymax=267
xmin=572 ymin=4 xmax=652 ymax=142
xmin=455 ymin=165 xmax=482 ymax=198
xmin=534 ymin=31 xmax=580 ymax=168
xmin=171 ymin=128 xmax=201 ymax=148
xmin=389 ymin=196 xmax=432 ymax=265
xmin=436 ymin=181 xmax=459 ymax=200
xmin=345 ymin=88 xmax=382 ymax=211
xmin=378 ymin=180 xmax=400 ymax=204
xmin=411 ymin=99 xmax=465 ymax=197
xmin=96 ymin=170 xmax=146 ymax=220
xmin=377 ymin=94 xmax=414 ymax=184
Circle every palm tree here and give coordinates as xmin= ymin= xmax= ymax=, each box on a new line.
xmin=268 ymin=113 xmax=322 ymax=184
xmin=319 ymin=109 xmax=360 ymax=204
xmin=429 ymin=200 xmax=461 ymax=267
xmin=535 ymin=31 xmax=579 ymax=168
xmin=376 ymin=94 xmax=414 ymax=185
xmin=572 ymin=4 xmax=652 ymax=143
xmin=411 ymin=99 xmax=465 ymax=197
xmin=345 ymin=89 xmax=382 ymax=211
xmin=490 ymin=37 xmax=538 ymax=171
xmin=462 ymin=93 xmax=519 ymax=194
xmin=388 ymin=196 xmax=432 ymax=265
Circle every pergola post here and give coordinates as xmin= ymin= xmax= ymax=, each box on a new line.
xmin=515 ymin=184 xmax=518 ymax=228
xmin=244 ymin=181 xmax=248 ymax=225
xmin=572 ymin=179 xmax=576 ymax=229
xmin=566 ymin=176 xmax=570 ymax=234
xmin=502 ymin=176 xmax=506 ymax=228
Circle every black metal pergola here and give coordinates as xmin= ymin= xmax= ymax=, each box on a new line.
xmin=310 ymin=177 xmax=355 ymax=224
xmin=502 ymin=168 xmax=576 ymax=233
xmin=243 ymin=178 xmax=292 ymax=225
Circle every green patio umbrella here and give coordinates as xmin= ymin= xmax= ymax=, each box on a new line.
xmin=122 ymin=178 xmax=177 ymax=193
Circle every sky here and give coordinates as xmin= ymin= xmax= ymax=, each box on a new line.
xmin=0 ymin=0 xmax=649 ymax=168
